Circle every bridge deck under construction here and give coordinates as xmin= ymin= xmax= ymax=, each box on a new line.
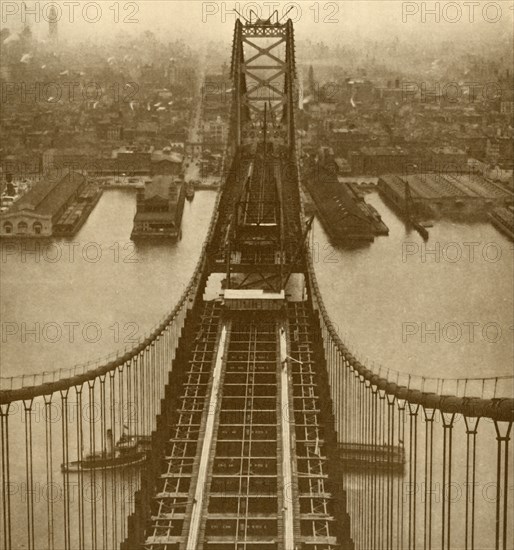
xmin=144 ymin=298 xmax=347 ymax=549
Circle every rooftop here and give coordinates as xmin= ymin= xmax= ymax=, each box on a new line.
xmin=431 ymin=146 xmax=466 ymax=155
xmin=381 ymin=173 xmax=513 ymax=201
xmin=12 ymin=170 xmax=86 ymax=216
xmin=144 ymin=175 xmax=175 ymax=201
xmin=151 ymin=150 xmax=183 ymax=164
xmin=134 ymin=211 xmax=178 ymax=222
xmin=360 ymin=146 xmax=408 ymax=156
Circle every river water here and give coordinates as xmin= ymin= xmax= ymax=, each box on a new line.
xmin=312 ymin=192 xmax=513 ymax=389
xmin=1 ymin=189 xmax=217 ymax=380
xmin=2 ymin=190 xmax=511 ymax=386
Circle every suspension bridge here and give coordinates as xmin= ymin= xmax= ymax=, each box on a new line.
xmin=1 ymin=15 xmax=513 ymax=550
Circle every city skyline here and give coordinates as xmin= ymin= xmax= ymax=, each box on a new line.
xmin=2 ymin=0 xmax=513 ymax=45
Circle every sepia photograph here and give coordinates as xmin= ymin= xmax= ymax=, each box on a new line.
xmin=0 ymin=1 xmax=513 ymax=549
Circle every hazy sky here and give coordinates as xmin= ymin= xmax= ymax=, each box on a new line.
xmin=2 ymin=0 xmax=513 ymax=46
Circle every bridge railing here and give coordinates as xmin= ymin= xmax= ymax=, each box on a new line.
xmin=306 ymin=246 xmax=513 ymax=550
xmin=0 ymin=172 xmax=224 ymax=550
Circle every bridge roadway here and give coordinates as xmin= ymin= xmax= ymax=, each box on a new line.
xmin=143 ymin=304 xmax=349 ymax=549
xmin=126 ymin=146 xmax=353 ymax=550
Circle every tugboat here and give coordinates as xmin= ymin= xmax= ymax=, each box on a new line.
xmin=185 ymin=181 xmax=195 ymax=201
xmin=61 ymin=429 xmax=151 ymax=473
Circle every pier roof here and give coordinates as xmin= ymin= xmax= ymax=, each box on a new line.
xmin=12 ymin=170 xmax=86 ymax=217
xmin=144 ymin=175 xmax=174 ymax=201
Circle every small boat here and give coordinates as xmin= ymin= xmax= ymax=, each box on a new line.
xmin=185 ymin=181 xmax=195 ymax=201
xmin=61 ymin=430 xmax=151 ymax=473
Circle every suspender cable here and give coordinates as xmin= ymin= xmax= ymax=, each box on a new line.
xmin=360 ymin=377 xmax=365 ymax=547
xmin=23 ymin=399 xmax=34 ymax=550
xmin=99 ymin=375 xmax=108 ymax=549
xmin=150 ymin=342 xmax=154 ymax=425
xmin=441 ymin=412 xmax=455 ymax=550
xmin=109 ymin=370 xmax=118 ymax=549
xmin=372 ymin=385 xmax=378 ymax=550
xmin=423 ymin=408 xmax=435 ymax=550
xmin=408 ymin=403 xmax=420 ymax=550
xmin=43 ymin=396 xmax=55 ymax=550
xmin=75 ymin=386 xmax=85 ymax=550
xmin=140 ymin=351 xmax=145 ymax=441
xmin=464 ymin=416 xmax=479 ymax=550
xmin=145 ymin=346 xmax=150 ymax=433
xmin=493 ymin=421 xmax=512 ymax=550
xmin=0 ymin=404 xmax=11 ymax=550
xmin=134 ymin=355 xmax=139 ymax=438
xmin=365 ymin=380 xmax=372 ymax=550
xmin=387 ymin=395 xmax=396 ymax=550
xmin=87 ymin=380 xmax=97 ymax=550
xmin=123 ymin=359 xmax=132 ymax=528
xmin=60 ymin=389 xmax=71 ymax=550
xmin=118 ymin=365 xmax=126 ymax=542
xmin=0 ymin=404 xmax=12 ymax=550
xmin=380 ymin=392 xmax=386 ymax=547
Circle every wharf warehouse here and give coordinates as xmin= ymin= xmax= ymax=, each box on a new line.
xmin=0 ymin=170 xmax=87 ymax=237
